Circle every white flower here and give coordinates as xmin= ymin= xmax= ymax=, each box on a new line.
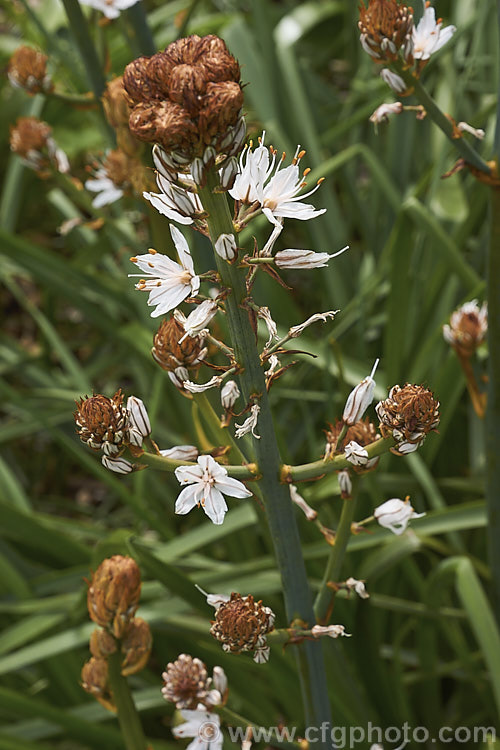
xmin=129 ymin=225 xmax=200 ymax=318
xmin=127 ymin=396 xmax=151 ymax=447
xmin=369 ymin=102 xmax=404 ymax=125
xmin=160 ymin=445 xmax=199 ymax=461
xmin=345 ymin=577 xmax=370 ymax=600
xmin=374 ymin=497 xmax=426 ymax=535
xmin=260 ymin=219 xmax=283 ymax=256
xmin=412 ymin=1 xmax=456 ymax=61
xmin=85 ymin=169 xmax=123 ymax=208
xmin=214 ymin=233 xmax=238 ymax=261
xmin=235 ymin=404 xmax=260 ymax=439
xmin=457 ymin=122 xmax=485 ymax=140
xmin=101 ymin=455 xmax=135 ymax=474
xmin=221 ymin=380 xmax=240 ymax=410
xmin=288 ymin=311 xmax=339 ymax=338
xmin=79 ymin=0 xmax=140 ymax=19
xmin=183 ymin=375 xmax=223 ymax=394
xmin=275 ymin=246 xmax=348 ymax=269
xmin=265 ymin=355 xmax=281 ymax=378
xmin=257 ymin=306 xmax=278 ymax=347
xmin=229 ymin=132 xmax=326 ymax=228
xmin=289 ymin=484 xmax=317 ymax=521
xmin=174 ymin=455 xmax=252 ymax=525
xmin=172 ymin=708 xmax=223 ymax=750
xmin=174 ymin=300 xmax=218 ymax=342
xmin=344 ymin=441 xmax=369 ymax=466
xmin=380 ymin=69 xmax=407 ymax=94
xmin=311 ymin=625 xmax=351 ymax=639
xmin=337 ymin=470 xmax=352 ymax=498
xmin=343 ymin=359 xmax=379 ymax=425
xmin=212 ymin=666 xmax=227 ymax=698
xmin=144 ymin=171 xmax=203 ymax=225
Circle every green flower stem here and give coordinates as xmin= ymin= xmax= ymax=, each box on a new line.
xmin=198 ymin=172 xmax=332 ymax=739
xmin=286 ymin=436 xmax=395 ymax=482
xmin=314 ymin=481 xmax=358 ymax=623
xmin=136 ymin=450 xmax=258 ymax=479
xmin=485 ymin=42 xmax=500 ymax=622
xmin=107 ymin=650 xmax=148 ymax=750
xmin=393 ymin=63 xmax=491 ymax=175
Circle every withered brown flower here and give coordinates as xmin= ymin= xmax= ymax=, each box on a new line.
xmin=8 ymin=46 xmax=52 ymax=94
xmin=210 ymin=592 xmax=275 ymax=662
xmin=152 ymin=316 xmax=207 ymax=372
xmin=376 ymin=383 xmax=440 ymax=454
xmin=74 ymin=391 xmax=128 ymax=457
xmin=161 ymin=654 xmax=213 ymax=709
xmin=358 ymin=0 xmax=414 ymax=62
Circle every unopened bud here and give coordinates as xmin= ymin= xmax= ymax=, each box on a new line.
xmin=337 ymin=470 xmax=352 ymax=498
xmin=212 ymin=666 xmax=228 ymax=700
xmin=127 ymin=396 xmax=151 ymax=446
xmin=121 ymin=618 xmax=152 ymax=675
xmin=81 ymin=657 xmax=115 ymax=711
xmin=221 ymin=380 xmax=240 ymax=410
xmin=215 ymin=233 xmax=238 ymax=262
xmin=160 ymin=445 xmax=199 ymax=461
xmin=87 ymin=555 xmax=142 ymax=638
xmin=344 ymin=441 xmax=369 ymax=466
xmin=89 ymin=628 xmax=117 ymax=659
xmin=342 ymin=359 xmax=379 ymax=425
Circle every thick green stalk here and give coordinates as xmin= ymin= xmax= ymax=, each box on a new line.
xmin=107 ymin=650 xmax=148 ymax=750
xmin=60 ymin=0 xmax=107 ymax=99
xmin=485 ymin=7 xmax=500 ymax=624
xmin=394 ymin=63 xmax=491 ymax=175
xmin=198 ymin=173 xmax=332 ymax=740
xmin=314 ymin=484 xmax=358 ymax=623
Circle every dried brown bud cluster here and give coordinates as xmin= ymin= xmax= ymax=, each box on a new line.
xmin=161 ymin=654 xmax=222 ymax=709
xmin=74 ymin=391 xmax=128 ymax=457
xmin=10 ymin=117 xmax=69 ymax=175
xmin=210 ymin=592 xmax=275 ymax=663
xmin=376 ymin=383 xmax=440 ymax=455
xmin=358 ymin=0 xmax=414 ymax=62
xmin=325 ymin=417 xmax=380 ymax=472
xmin=123 ymin=35 xmax=245 ymax=176
xmin=8 ymin=46 xmax=53 ymax=94
xmin=87 ymin=555 xmax=142 ymax=638
xmin=82 ymin=557 xmax=151 ymax=709
xmin=443 ymin=300 xmax=487 ymax=358
xmin=152 ymin=316 xmax=207 ymax=372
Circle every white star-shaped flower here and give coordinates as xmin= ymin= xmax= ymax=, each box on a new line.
xmin=229 ymin=132 xmax=326 ymax=228
xmin=172 ymin=708 xmax=223 ymax=750
xmin=174 ymin=455 xmax=252 ymax=525
xmin=374 ymin=498 xmax=426 ymax=535
xmin=412 ymin=1 xmax=456 ymax=61
xmin=79 ymin=0 xmax=140 ymax=19
xmin=85 ymin=169 xmax=124 ymax=208
xmin=129 ymin=225 xmax=200 ymax=318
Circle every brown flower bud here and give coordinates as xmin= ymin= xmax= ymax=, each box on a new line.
xmin=325 ymin=417 xmax=380 ymax=473
xmin=198 ymin=82 xmax=244 ymax=144
xmin=121 ymin=618 xmax=152 ymax=675
xmin=10 ymin=117 xmax=51 ymax=158
xmin=8 ymin=46 xmax=52 ymax=94
xmin=87 ymin=555 xmax=142 ymax=638
xmin=443 ymin=300 xmax=487 ymax=358
xmin=162 ymin=35 xmax=203 ymax=67
xmin=210 ymin=592 xmax=275 ymax=655
xmin=89 ymin=627 xmax=117 ymax=659
xmin=123 ymin=56 xmax=158 ymax=105
xmin=146 ymin=51 xmax=177 ymax=99
xmin=195 ymin=36 xmax=241 ymax=83
xmin=161 ymin=654 xmax=212 ymax=708
xmin=81 ymin=657 xmax=115 ymax=711
xmin=376 ymin=383 xmax=440 ymax=453
xmin=74 ymin=390 xmax=128 ymax=456
xmin=152 ymin=316 xmax=207 ymax=372
xmin=102 ymin=76 xmax=130 ymax=129
xmin=359 ymin=0 xmax=414 ymax=62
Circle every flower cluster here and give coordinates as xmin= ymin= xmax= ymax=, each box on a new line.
xmin=209 ymin=592 xmax=275 ymax=663
xmin=443 ymin=299 xmax=487 ymax=358
xmin=162 ymin=654 xmax=227 ymax=709
xmin=10 ymin=116 xmax=69 ymax=175
xmin=8 ymin=45 xmax=52 ymax=94
xmin=376 ymin=383 xmax=440 ymax=454
xmin=85 ymin=149 xmax=145 ymax=208
xmin=123 ymin=35 xmax=245 ymax=182
xmin=82 ymin=556 xmax=152 ymax=709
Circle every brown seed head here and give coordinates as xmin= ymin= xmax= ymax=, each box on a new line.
xmin=121 ymin=618 xmax=152 ymax=676
xmin=325 ymin=417 xmax=380 ymax=472
xmin=152 ymin=316 xmax=207 ymax=372
xmin=81 ymin=657 xmax=115 ymax=711
xmin=376 ymin=383 xmax=440 ymax=442
xmin=161 ymin=653 xmax=211 ymax=708
xmin=358 ymin=0 xmax=414 ymax=62
xmin=87 ymin=555 xmax=142 ymax=638
xmin=210 ymin=592 xmax=275 ymax=654
xmin=74 ymin=390 xmax=128 ymax=455
xmin=123 ymin=35 xmax=243 ymax=162
xmin=10 ymin=117 xmax=51 ymax=158
xmin=443 ymin=300 xmax=487 ymax=358
xmin=8 ymin=46 xmax=52 ymax=93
